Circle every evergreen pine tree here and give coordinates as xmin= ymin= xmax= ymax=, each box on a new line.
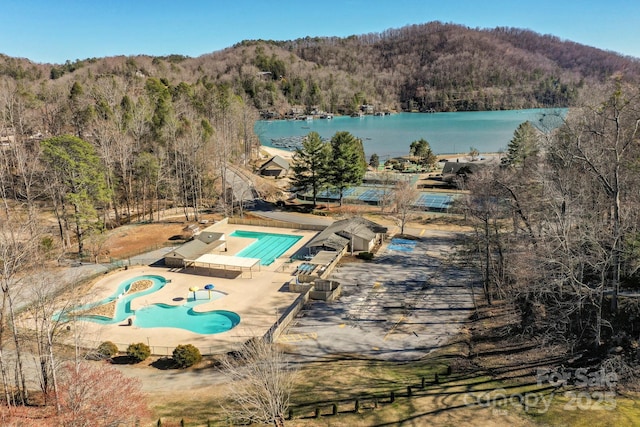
xmin=327 ymin=131 xmax=366 ymax=206
xmin=290 ymin=132 xmax=330 ymax=207
xmin=501 ymin=121 xmax=540 ymax=167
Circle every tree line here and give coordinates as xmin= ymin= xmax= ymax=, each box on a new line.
xmin=269 ymin=22 xmax=640 ymax=113
xmin=3 ymin=22 xmax=640 ymax=120
xmin=459 ymin=80 xmax=640 ymax=380
xmin=1 ymin=69 xmax=259 ymax=256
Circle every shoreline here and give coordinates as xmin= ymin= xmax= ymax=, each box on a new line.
xmin=256 ymin=108 xmax=561 ymax=161
xmin=259 ymin=144 xmax=501 ymax=164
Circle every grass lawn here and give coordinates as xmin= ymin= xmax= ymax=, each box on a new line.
xmin=144 ymin=297 xmax=640 ymax=426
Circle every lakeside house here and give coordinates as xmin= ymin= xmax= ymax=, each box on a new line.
xmin=259 ymin=155 xmax=290 ymax=177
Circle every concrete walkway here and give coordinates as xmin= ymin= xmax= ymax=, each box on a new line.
xmin=49 ymin=223 xmax=319 ymax=356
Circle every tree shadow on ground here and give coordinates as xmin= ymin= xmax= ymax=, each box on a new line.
xmin=393 ymin=234 xmax=423 ymax=241
xmin=151 ymin=357 xmax=178 ymax=370
xmin=110 ymin=355 xmax=139 ymax=365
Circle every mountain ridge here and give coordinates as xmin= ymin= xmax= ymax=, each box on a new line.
xmin=2 ymin=21 xmax=639 ymax=114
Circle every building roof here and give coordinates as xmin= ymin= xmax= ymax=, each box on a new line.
xmin=306 ymin=217 xmax=387 ymax=250
xmin=441 ymin=161 xmax=481 ymax=175
xmin=196 ymin=232 xmax=224 ymax=244
xmin=306 ymin=231 xmax=350 ymax=251
xmin=166 ymin=234 xmax=225 ymax=259
xmin=309 ymin=250 xmax=339 ymax=266
xmin=260 ymin=155 xmax=290 ymax=172
xmin=189 ymin=253 xmax=260 ymax=270
xmin=333 ymin=217 xmax=387 ymax=240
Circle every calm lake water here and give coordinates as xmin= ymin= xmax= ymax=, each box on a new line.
xmin=255 ymin=108 xmax=567 ymax=159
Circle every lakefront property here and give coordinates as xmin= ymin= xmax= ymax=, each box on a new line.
xmin=3 ymin=17 xmax=640 ymax=426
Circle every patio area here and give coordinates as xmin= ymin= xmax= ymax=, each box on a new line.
xmin=69 ymin=223 xmax=319 ymax=355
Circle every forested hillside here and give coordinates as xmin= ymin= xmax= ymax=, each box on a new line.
xmin=273 ymin=23 xmax=640 ymax=112
xmin=2 ymin=22 xmax=639 ymax=117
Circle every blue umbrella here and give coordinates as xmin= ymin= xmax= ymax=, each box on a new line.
xmin=204 ymin=284 xmax=214 ymax=299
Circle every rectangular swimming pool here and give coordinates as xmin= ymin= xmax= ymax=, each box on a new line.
xmin=231 ymin=230 xmax=302 ymax=266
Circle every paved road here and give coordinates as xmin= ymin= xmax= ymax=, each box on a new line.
xmin=225 ymin=166 xmax=256 ymax=205
xmin=14 ymin=263 xmax=110 ymax=312
xmin=252 ymin=207 xmax=334 ymax=227
xmin=281 ymin=229 xmax=477 ymax=361
xmin=225 ymin=163 xmax=334 ymax=226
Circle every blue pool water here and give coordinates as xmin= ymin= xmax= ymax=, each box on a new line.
xmin=135 ymin=305 xmax=240 ymax=334
xmin=64 ymin=275 xmax=240 ymax=334
xmin=231 ymin=230 xmax=302 ymax=265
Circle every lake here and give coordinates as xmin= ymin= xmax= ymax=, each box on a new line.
xmin=254 ymin=108 xmax=567 ymax=160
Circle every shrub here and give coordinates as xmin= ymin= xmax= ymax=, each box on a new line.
xmin=356 ymin=251 xmax=374 ymax=261
xmin=96 ymin=341 xmax=119 ymax=359
xmin=127 ymin=342 xmax=151 ymax=363
xmin=172 ymin=344 xmax=202 ymax=368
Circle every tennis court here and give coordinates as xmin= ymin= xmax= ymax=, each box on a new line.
xmin=413 ymin=193 xmax=454 ymax=211
xmin=316 ymin=187 xmax=357 ymax=199
xmin=297 ymin=185 xmax=455 ymax=212
xmin=357 ymin=188 xmax=387 ymax=203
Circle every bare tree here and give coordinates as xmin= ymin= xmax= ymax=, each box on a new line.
xmin=0 ymin=219 xmax=39 ymax=406
xmin=552 ymin=83 xmax=640 ymax=312
xmin=57 ymin=360 xmax=149 ymax=427
xmin=376 ymin=170 xmax=398 ymax=213
xmin=460 ymin=168 xmax=511 ymax=305
xmin=23 ymin=271 xmax=77 ymax=411
xmin=119 ymin=97 xmax=151 ymax=220
xmin=220 ymin=338 xmax=297 ymax=427
xmin=391 ymin=179 xmax=419 ymax=235
xmin=459 ymin=82 xmax=640 ymax=356
xmin=468 ymin=146 xmax=480 ymax=161
xmin=0 ymin=79 xmax=44 ymax=230
xmin=87 ymin=88 xmax=123 ymax=226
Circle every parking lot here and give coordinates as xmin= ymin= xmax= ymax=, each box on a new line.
xmin=281 ymin=229 xmax=477 ymax=361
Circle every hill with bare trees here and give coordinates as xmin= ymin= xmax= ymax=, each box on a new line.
xmin=2 ymin=21 xmax=640 ymax=117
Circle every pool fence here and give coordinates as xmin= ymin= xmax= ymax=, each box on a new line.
xmin=228 ymin=217 xmax=326 ymax=232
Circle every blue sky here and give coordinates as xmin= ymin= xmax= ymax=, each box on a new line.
xmin=1 ymin=0 xmax=638 ymax=64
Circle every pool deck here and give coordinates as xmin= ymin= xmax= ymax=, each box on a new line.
xmin=73 ymin=224 xmax=319 ymax=356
